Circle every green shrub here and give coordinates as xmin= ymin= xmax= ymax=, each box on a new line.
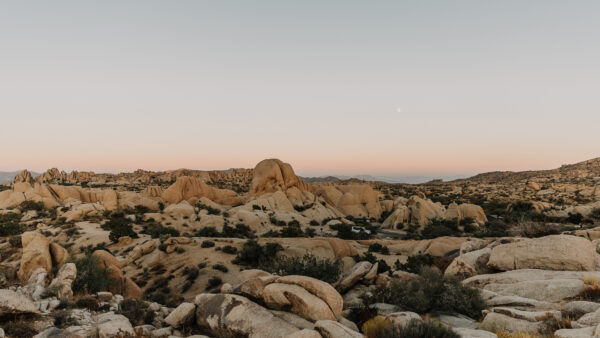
xmin=421 ymin=219 xmax=461 ymax=239
xmin=119 ymin=299 xmax=155 ymax=326
xmin=3 ymin=321 xmax=39 ymax=337
xmin=374 ymin=267 xmax=485 ymax=318
xmin=265 ymin=253 xmax=342 ymax=283
xmin=0 ymin=213 xmax=23 ymax=236
xmin=76 ymin=296 xmax=100 ymax=311
xmin=206 ymin=276 xmax=222 ymax=290
xmin=591 ymin=208 xmax=600 ymax=220
xmin=102 ymin=213 xmax=138 ymax=242
xmin=196 ymin=203 xmax=221 ymax=215
xmin=19 ymin=200 xmax=45 ymax=211
xmin=212 ymin=264 xmax=228 ymax=272
xmin=70 ymin=254 xmax=113 ymax=294
xmin=394 ymin=253 xmax=452 ymax=274
xmin=221 ymin=245 xmax=238 ymax=254
xmin=196 ymin=224 xmax=255 ymax=239
xmin=568 ymin=212 xmax=584 ymax=224
xmin=143 ymin=222 xmax=179 ymax=238
xmin=201 ymin=240 xmax=215 ymax=248
xmin=8 ymin=235 xmax=21 ymax=248
xmin=233 ymin=240 xmax=283 ymax=267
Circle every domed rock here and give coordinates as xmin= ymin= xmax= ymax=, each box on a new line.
xmin=18 ymin=231 xmax=52 ymax=282
xmin=162 ymin=176 xmax=243 ymax=205
xmin=445 ymin=203 xmax=487 ymax=226
xmin=249 ymin=159 xmax=310 ymax=196
xmin=263 ymin=283 xmax=337 ymax=322
xmin=406 ymin=195 xmax=445 ymax=226
xmin=13 ymin=170 xmax=34 ymax=184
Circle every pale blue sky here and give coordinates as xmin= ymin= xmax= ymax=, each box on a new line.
xmin=1 ymin=1 xmax=599 ymax=180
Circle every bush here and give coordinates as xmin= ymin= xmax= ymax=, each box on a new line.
xmin=368 ymin=243 xmax=390 ymax=255
xmin=212 ymin=264 xmax=228 ymax=272
xmin=196 ymin=203 xmax=221 ymax=215
xmin=143 ymin=222 xmax=179 ymax=238
xmin=233 ymin=240 xmax=283 ymax=267
xmin=265 ymin=253 xmax=342 ymax=283
xmin=196 ymin=224 xmax=255 ymax=239
xmin=8 ymin=235 xmax=22 ymax=248
xmin=119 ymin=299 xmax=155 ymax=326
xmin=19 ymin=200 xmax=45 ymax=211
xmin=568 ymin=212 xmax=584 ymax=224
xmin=76 ymin=296 xmax=100 ymax=311
xmin=206 ymin=276 xmax=222 ymax=290
xmin=395 ymin=253 xmax=434 ymax=274
xmin=3 ymin=321 xmax=39 ymax=337
xmin=0 ymin=212 xmax=23 ymax=236
xmin=591 ymin=208 xmax=600 ymax=220
xmin=70 ymin=254 xmax=113 ymax=294
xmin=421 ymin=219 xmax=461 ymax=239
xmin=102 ymin=214 xmax=138 ymax=242
xmin=221 ymin=245 xmax=238 ymax=254
xmin=374 ymin=267 xmax=485 ymax=318
xmin=201 ymin=240 xmax=215 ymax=248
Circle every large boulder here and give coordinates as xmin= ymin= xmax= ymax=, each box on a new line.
xmin=276 ymin=275 xmax=343 ymax=319
xmin=164 ymin=302 xmax=196 ymax=328
xmin=95 ymin=312 xmax=134 ymax=338
xmin=48 ymin=263 xmax=77 ymax=300
xmin=162 ymin=176 xmax=243 ymax=205
xmin=314 ymin=320 xmax=363 ymax=338
xmin=263 ymin=283 xmax=336 ymax=322
xmin=249 ymin=159 xmax=310 ymax=196
xmin=195 ymin=293 xmax=299 ymax=337
xmin=445 ymin=203 xmax=488 ymax=226
xmin=487 ymin=235 xmax=597 ymax=271
xmin=337 ymin=261 xmax=372 ymax=293
xmin=18 ymin=231 xmax=52 ymax=282
xmin=0 ymin=289 xmax=39 ymax=315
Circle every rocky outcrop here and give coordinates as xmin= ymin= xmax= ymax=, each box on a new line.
xmin=263 ymin=283 xmax=337 ymax=321
xmin=13 ymin=170 xmax=34 ymax=184
xmin=92 ymin=250 xmax=141 ymax=299
xmin=0 ymin=289 xmax=39 ymax=315
xmin=249 ymin=159 xmax=310 ymax=196
xmin=487 ymin=235 xmax=597 ymax=271
xmin=162 ymin=176 xmax=243 ymax=205
xmin=195 ymin=293 xmax=299 ymax=337
xmin=18 ymin=231 xmax=52 ymax=282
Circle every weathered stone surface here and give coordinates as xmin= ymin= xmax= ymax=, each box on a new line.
xmin=18 ymin=231 xmax=52 ymax=282
xmin=554 ymin=326 xmax=595 ymax=338
xmin=276 ymin=275 xmax=343 ymax=319
xmin=453 ymin=328 xmax=498 ymax=338
xmin=384 ymin=312 xmax=421 ymax=328
xmin=480 ymin=313 xmax=544 ymax=335
xmin=263 ymin=283 xmax=336 ymax=322
xmin=164 ymin=302 xmax=195 ymax=328
xmin=95 ymin=312 xmax=134 ymax=338
xmin=487 ymin=235 xmax=597 ymax=271
xmin=48 ymin=262 xmax=76 ymax=300
xmin=314 ymin=320 xmax=363 ymax=338
xmin=564 ymin=301 xmax=600 ymax=318
xmin=0 ymin=289 xmax=39 ymax=315
xmin=195 ymin=293 xmax=299 ymax=338
xmin=337 ymin=261 xmax=372 ymax=292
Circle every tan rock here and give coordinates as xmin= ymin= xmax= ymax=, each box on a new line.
xmin=249 ymin=159 xmax=310 ymax=196
xmin=276 ymin=275 xmax=343 ymax=319
xmin=18 ymin=231 xmax=52 ymax=282
xmin=164 ymin=302 xmax=195 ymax=328
xmin=314 ymin=320 xmax=363 ymax=338
xmin=487 ymin=235 xmax=597 ymax=271
xmin=195 ymin=293 xmax=299 ymax=337
xmin=337 ymin=261 xmax=372 ymax=292
xmin=49 ymin=242 xmax=69 ymax=266
xmin=263 ymin=283 xmax=336 ymax=322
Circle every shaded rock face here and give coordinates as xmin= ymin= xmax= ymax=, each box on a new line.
xmin=195 ymin=293 xmax=299 ymax=338
xmin=18 ymin=231 xmax=52 ymax=282
xmin=91 ymin=250 xmax=141 ymax=299
xmin=162 ymin=176 xmax=243 ymax=205
xmin=487 ymin=235 xmax=597 ymax=271
xmin=250 ymin=159 xmax=310 ymax=196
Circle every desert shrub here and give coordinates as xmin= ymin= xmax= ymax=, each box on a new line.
xmin=76 ymin=296 xmax=100 ymax=311
xmin=119 ymin=299 xmax=155 ymax=326
xmin=512 ymin=222 xmax=560 ymax=238
xmin=265 ymin=253 xmax=342 ymax=283
xmin=221 ymin=245 xmax=238 ymax=254
xmin=143 ymin=222 xmax=179 ymax=238
xmin=196 ymin=203 xmax=221 ymax=215
xmin=0 ymin=212 xmax=23 ymax=236
xmin=374 ymin=267 xmax=485 ymax=318
xmin=379 ymin=319 xmax=460 ymax=338
xmin=293 ymin=203 xmax=314 ymax=212
xmin=309 ymin=220 xmax=319 ymax=226
xmin=201 ymin=240 xmax=215 ymax=248
xmin=473 ymin=220 xmax=509 ymax=238
xmin=590 ymin=208 xmax=600 ymax=220
xmin=196 ymin=224 xmax=255 ymax=239
xmin=347 ymin=304 xmax=378 ymax=331
xmin=568 ymin=212 xmax=584 ymax=224
xmin=196 ymin=226 xmax=220 ymax=237
xmin=102 ymin=213 xmax=138 ymax=242
xmin=8 ymin=235 xmax=22 ymax=248
xmin=182 ymin=267 xmax=200 ymax=293
xmin=19 ymin=200 xmax=45 ymax=211
xmin=212 ymin=264 xmax=228 ymax=272
xmin=233 ymin=240 xmax=283 ymax=267
xmin=421 ymin=219 xmax=461 ymax=239
xmin=353 ymin=252 xmax=391 ymax=274
xmin=368 ymin=243 xmax=390 ymax=255
xmin=70 ymin=254 xmax=113 ymax=294
xmin=395 ymin=253 xmax=434 ymax=274
xmin=362 ymin=316 xmax=393 ymax=337
xmin=3 ymin=320 xmax=39 ymax=337
xmin=206 ymin=276 xmax=222 ymax=290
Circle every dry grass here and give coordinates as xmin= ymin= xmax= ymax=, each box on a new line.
xmin=362 ymin=316 xmax=393 ymax=338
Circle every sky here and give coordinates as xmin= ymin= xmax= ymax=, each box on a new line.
xmin=1 ymin=1 xmax=599 ymax=182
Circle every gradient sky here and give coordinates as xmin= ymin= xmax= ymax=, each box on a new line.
xmin=1 ymin=1 xmax=599 ymax=180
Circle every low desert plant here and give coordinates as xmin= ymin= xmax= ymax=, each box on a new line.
xmin=70 ymin=254 xmax=113 ymax=294
xmin=265 ymin=253 xmax=342 ymax=283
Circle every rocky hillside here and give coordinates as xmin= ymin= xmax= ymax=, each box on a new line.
xmin=1 ymin=158 xmax=600 ymax=337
